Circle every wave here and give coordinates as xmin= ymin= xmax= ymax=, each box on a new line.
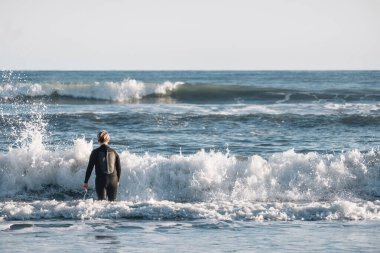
xmin=0 ymin=135 xmax=379 ymax=203
xmin=0 ymin=80 xmax=183 ymax=103
xmin=1 ymin=80 xmax=379 ymax=103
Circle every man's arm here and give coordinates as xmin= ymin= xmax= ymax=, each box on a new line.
xmin=84 ymin=151 xmax=96 ymax=184
xmin=116 ymin=153 xmax=121 ymax=182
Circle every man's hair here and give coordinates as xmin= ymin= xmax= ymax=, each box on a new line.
xmin=97 ymin=130 xmax=110 ymax=144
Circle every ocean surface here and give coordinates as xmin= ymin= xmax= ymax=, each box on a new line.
xmin=0 ymin=70 xmax=379 ymax=252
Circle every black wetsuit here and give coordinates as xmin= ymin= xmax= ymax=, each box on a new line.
xmin=84 ymin=144 xmax=121 ymax=201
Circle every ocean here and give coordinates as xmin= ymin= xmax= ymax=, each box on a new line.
xmin=0 ymin=70 xmax=379 ymax=252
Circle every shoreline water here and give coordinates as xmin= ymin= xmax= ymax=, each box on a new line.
xmin=1 ymin=219 xmax=380 ymax=252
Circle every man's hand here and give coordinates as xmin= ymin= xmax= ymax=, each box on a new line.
xmin=82 ymin=183 xmax=88 ymax=190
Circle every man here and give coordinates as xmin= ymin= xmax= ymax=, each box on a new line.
xmin=83 ymin=130 xmax=121 ymax=201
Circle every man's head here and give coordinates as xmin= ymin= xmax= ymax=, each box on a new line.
xmin=97 ymin=130 xmax=110 ymax=144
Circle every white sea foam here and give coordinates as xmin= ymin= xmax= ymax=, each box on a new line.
xmin=1 ymin=199 xmax=379 ymax=221
xmin=3 ymin=102 xmax=378 ymax=118
xmin=324 ymin=102 xmax=380 ymax=114
xmin=217 ymin=103 xmax=380 ymax=116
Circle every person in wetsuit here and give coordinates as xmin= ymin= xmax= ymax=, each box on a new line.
xmin=83 ymin=130 xmax=121 ymax=201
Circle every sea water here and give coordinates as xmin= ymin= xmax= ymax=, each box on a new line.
xmin=0 ymin=71 xmax=379 ymax=252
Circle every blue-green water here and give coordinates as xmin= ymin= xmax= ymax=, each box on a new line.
xmin=0 ymin=71 xmax=379 ymax=252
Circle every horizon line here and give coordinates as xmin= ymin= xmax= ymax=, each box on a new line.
xmin=1 ymin=69 xmax=380 ymax=72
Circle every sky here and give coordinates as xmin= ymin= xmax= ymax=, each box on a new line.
xmin=0 ymin=0 xmax=379 ymax=70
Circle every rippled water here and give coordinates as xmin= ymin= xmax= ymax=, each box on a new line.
xmin=1 ymin=219 xmax=379 ymax=252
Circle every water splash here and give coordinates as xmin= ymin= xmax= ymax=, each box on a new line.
xmin=0 ymin=139 xmax=379 ymax=203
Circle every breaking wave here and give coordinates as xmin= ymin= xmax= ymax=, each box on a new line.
xmin=0 ymin=135 xmax=379 ymax=203
xmin=0 ymin=80 xmax=183 ymax=102
xmin=1 ymin=80 xmax=380 ymax=103
xmin=0 ymin=134 xmax=379 ymax=221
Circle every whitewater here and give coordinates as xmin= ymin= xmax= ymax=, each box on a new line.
xmin=1 ymin=71 xmax=379 ymax=252
xmin=1 ymin=136 xmax=380 ymax=221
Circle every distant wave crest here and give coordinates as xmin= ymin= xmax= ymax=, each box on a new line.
xmin=1 ymin=80 xmax=380 ymax=103
xmin=0 ymin=80 xmax=183 ymax=102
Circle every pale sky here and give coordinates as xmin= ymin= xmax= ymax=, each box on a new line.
xmin=0 ymin=0 xmax=379 ymax=70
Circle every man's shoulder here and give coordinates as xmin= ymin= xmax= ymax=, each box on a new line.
xmin=91 ymin=146 xmax=102 ymax=154
xmin=107 ymin=146 xmax=118 ymax=152
xmin=92 ymin=145 xmax=118 ymax=155
xmin=107 ymin=146 xmax=119 ymax=155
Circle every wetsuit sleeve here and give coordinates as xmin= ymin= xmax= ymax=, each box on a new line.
xmin=116 ymin=153 xmax=121 ymax=182
xmin=84 ymin=150 xmax=96 ymax=183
